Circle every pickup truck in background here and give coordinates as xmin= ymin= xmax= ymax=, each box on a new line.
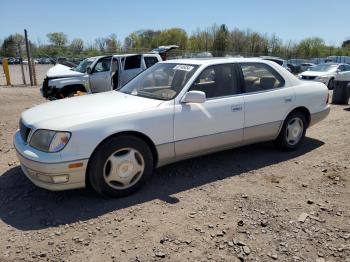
xmin=41 ymin=45 xmax=178 ymax=100
xmin=41 ymin=53 xmax=162 ymax=100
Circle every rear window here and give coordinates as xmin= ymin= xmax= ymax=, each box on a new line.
xmin=240 ymin=63 xmax=285 ymax=93
xmin=124 ymin=55 xmax=141 ymax=70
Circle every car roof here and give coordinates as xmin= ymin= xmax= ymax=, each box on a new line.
xmin=260 ymin=56 xmax=285 ymax=61
xmin=161 ymin=57 xmax=274 ymax=66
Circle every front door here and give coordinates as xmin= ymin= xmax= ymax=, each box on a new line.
xmin=89 ymin=56 xmax=112 ymax=93
xmin=174 ymin=63 xmax=244 ymax=158
xmin=238 ymin=62 xmax=295 ymax=143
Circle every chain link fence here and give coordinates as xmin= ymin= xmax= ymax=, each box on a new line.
xmin=1 ymin=48 xmax=350 ymax=86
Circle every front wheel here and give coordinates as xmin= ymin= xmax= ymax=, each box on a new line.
xmin=88 ymin=135 xmax=154 ymax=197
xmin=276 ymin=112 xmax=307 ymax=150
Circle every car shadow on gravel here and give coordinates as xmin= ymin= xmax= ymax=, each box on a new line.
xmin=0 ymin=137 xmax=324 ymax=231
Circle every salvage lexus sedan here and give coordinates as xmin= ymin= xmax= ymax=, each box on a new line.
xmin=14 ymin=58 xmax=330 ymax=197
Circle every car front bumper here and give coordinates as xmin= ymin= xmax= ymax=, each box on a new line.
xmin=13 ymin=131 xmax=87 ymax=191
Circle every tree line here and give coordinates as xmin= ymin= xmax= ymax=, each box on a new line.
xmin=1 ymin=24 xmax=350 ymax=59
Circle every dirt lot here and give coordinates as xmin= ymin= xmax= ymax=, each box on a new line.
xmin=0 ymin=87 xmax=349 ymax=262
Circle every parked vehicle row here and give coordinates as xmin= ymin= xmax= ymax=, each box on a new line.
xmin=298 ymin=63 xmax=350 ymax=89
xmin=15 ymin=58 xmax=330 ymax=196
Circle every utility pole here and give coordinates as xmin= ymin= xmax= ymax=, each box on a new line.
xmin=24 ymin=29 xmax=33 ymax=86
xmin=29 ymin=40 xmax=37 ymax=85
xmin=18 ymin=43 xmax=26 ymax=85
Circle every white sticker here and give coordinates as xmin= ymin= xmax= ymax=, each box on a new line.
xmin=173 ymin=65 xmax=194 ymax=72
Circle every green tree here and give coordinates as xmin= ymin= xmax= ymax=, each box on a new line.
xmin=70 ymin=38 xmax=84 ymax=54
xmin=1 ymin=33 xmax=24 ymax=57
xmin=342 ymin=39 xmax=350 ymax=48
xmin=46 ymin=32 xmax=68 ymax=46
xmin=158 ymin=28 xmax=187 ymax=49
xmin=105 ymin=34 xmax=121 ymax=53
xmin=212 ymin=24 xmax=229 ymax=56
xmin=297 ymin=37 xmax=325 ymax=58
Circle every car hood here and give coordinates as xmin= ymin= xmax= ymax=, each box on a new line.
xmin=301 ymin=70 xmax=334 ymax=77
xmin=46 ymin=64 xmax=85 ymax=78
xmin=21 ymin=91 xmax=164 ymax=130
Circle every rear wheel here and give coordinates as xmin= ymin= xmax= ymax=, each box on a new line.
xmin=88 ymin=135 xmax=153 ymax=197
xmin=276 ymin=111 xmax=307 ymax=150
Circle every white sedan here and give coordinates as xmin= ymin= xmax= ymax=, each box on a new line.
xmin=14 ymin=58 xmax=330 ymax=197
xmin=298 ymin=63 xmax=350 ymax=89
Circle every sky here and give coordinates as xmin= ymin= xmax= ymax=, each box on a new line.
xmin=1 ymin=0 xmax=349 ymax=47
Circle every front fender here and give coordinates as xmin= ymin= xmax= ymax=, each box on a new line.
xmin=49 ymin=76 xmax=90 ymax=91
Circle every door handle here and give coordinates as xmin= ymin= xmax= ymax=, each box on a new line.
xmin=231 ymin=105 xmax=242 ymax=112
xmin=284 ymin=97 xmax=293 ymax=103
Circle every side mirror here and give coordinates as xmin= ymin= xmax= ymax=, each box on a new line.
xmin=336 ymin=69 xmax=341 ymax=74
xmin=181 ymin=91 xmax=206 ymax=104
xmin=86 ymin=66 xmax=92 ymax=74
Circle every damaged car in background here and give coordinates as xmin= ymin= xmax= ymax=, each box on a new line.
xmin=41 ymin=45 xmax=178 ymax=100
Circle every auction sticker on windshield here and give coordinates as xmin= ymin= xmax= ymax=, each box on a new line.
xmin=173 ymin=65 xmax=194 ymax=72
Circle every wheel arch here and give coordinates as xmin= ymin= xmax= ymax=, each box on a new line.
xmin=60 ymin=84 xmax=87 ymax=96
xmin=285 ymin=106 xmax=311 ymax=127
xmin=86 ymin=131 xmax=159 ymax=184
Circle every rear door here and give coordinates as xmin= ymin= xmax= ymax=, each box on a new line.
xmin=238 ymin=62 xmax=295 ymax=143
xmin=143 ymin=55 xmax=160 ymax=68
xmin=89 ymin=56 xmax=112 ymax=93
xmin=120 ymin=55 xmax=143 ymax=86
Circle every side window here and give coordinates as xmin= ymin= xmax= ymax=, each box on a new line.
xmin=240 ymin=63 xmax=285 ymax=93
xmin=190 ymin=64 xmax=238 ymax=99
xmin=144 ymin=56 xmax=159 ymax=68
xmin=339 ymin=65 xmax=350 ymax=71
xmin=93 ymin=57 xmax=111 ymax=73
xmin=124 ymin=55 xmax=141 ymax=70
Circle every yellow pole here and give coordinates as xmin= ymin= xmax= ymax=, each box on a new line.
xmin=2 ymin=58 xmax=11 ymax=86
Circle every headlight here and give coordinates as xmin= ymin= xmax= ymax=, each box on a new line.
xmin=29 ymin=130 xmax=71 ymax=152
xmin=298 ymin=74 xmax=302 ymax=79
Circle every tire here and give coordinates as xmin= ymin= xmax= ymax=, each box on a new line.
xmin=327 ymin=78 xmax=334 ymax=90
xmin=88 ymin=135 xmax=154 ymax=197
xmin=276 ymin=111 xmax=307 ymax=150
xmin=66 ymin=91 xmax=76 ymax=98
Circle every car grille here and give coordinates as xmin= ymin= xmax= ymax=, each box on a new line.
xmin=19 ymin=120 xmax=31 ymax=143
xmin=302 ymin=76 xmax=316 ymax=80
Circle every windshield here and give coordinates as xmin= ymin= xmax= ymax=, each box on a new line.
xmin=308 ymin=64 xmax=338 ymax=72
xmin=73 ymin=58 xmax=96 ymax=73
xmin=119 ymin=63 xmax=198 ymax=100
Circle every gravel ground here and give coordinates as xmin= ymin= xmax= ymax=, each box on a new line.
xmin=0 ymin=87 xmax=349 ymax=262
